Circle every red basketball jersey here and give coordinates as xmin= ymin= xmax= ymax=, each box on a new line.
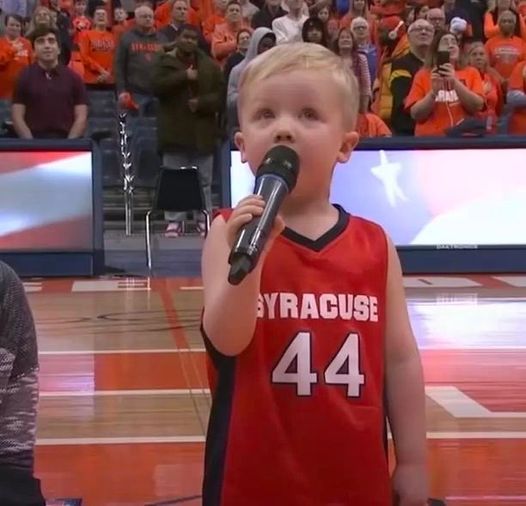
xmin=203 ymin=206 xmax=390 ymax=506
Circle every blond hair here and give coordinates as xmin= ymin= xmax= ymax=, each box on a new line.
xmin=238 ymin=42 xmax=359 ymax=129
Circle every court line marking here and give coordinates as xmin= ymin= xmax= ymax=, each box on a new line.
xmin=35 ymin=432 xmax=526 ymax=446
xmin=38 ymin=348 xmax=206 ymax=355
xmin=40 ymin=389 xmax=211 ymax=398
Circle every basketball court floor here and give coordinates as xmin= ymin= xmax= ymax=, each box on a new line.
xmin=29 ymin=274 xmax=526 ymax=506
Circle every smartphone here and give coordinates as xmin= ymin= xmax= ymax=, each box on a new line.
xmin=436 ymin=50 xmax=450 ymax=73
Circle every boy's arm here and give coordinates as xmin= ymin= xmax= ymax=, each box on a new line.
xmin=384 ymin=236 xmax=428 ymax=502
xmin=201 ymin=214 xmax=264 ymax=357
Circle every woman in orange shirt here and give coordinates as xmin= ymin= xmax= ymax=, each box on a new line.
xmin=484 ymin=0 xmax=526 ymax=40
xmin=405 ymin=30 xmax=485 ymax=136
xmin=0 ymin=15 xmax=32 ymax=100
xmin=468 ymin=41 xmax=503 ymax=131
xmin=79 ymin=7 xmax=116 ymax=86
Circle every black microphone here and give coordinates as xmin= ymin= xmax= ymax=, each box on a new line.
xmin=228 ymin=145 xmax=300 ymax=286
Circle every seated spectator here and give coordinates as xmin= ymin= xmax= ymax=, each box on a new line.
xmin=79 ymin=7 xmax=116 ymax=86
xmin=272 ymin=0 xmax=308 ymax=44
xmin=485 ymin=10 xmax=526 ymax=83
xmin=302 ymin=16 xmax=328 ymax=46
xmin=507 ymin=59 xmax=526 ymax=133
xmin=151 ymin=24 xmax=224 ymax=237
xmin=27 ymin=6 xmax=72 ymax=64
xmin=203 ymin=0 xmax=228 ymax=43
xmin=0 ymin=15 xmax=32 ymax=100
xmin=227 ymin=26 xmax=275 ymax=130
xmin=405 ymin=30 xmax=484 ymax=136
xmin=224 ymin=28 xmax=251 ymax=82
xmin=334 ymin=27 xmax=371 ymax=112
xmin=12 ymin=25 xmax=88 ymax=139
xmin=251 ymin=0 xmax=286 ymax=29
xmin=484 ymin=0 xmax=526 ymax=40
xmin=212 ymin=0 xmax=251 ymax=67
xmin=389 ymin=19 xmax=434 ymax=135
xmin=426 ymin=8 xmax=446 ymax=31
xmin=350 ymin=16 xmax=377 ymax=84
xmin=0 ymin=261 xmax=46 ymax=506
xmin=357 ymin=111 xmax=392 ymax=137
xmin=114 ymin=5 xmax=166 ymax=111
xmin=468 ymin=41 xmax=503 ymax=132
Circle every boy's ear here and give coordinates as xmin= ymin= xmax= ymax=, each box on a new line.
xmin=234 ymin=131 xmax=247 ymax=163
xmin=337 ymin=130 xmax=359 ymax=164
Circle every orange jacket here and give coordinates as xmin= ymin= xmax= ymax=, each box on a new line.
xmin=0 ymin=36 xmax=32 ymax=99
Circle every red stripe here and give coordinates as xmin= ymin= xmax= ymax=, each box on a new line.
xmin=0 ymin=151 xmax=86 ymax=175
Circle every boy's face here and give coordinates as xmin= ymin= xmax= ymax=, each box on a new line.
xmin=115 ymin=8 xmax=127 ymax=21
xmin=235 ymin=70 xmax=358 ymax=199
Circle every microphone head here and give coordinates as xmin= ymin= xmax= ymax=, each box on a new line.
xmin=256 ymin=145 xmax=300 ymax=192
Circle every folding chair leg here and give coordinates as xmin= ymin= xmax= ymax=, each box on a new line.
xmin=145 ymin=211 xmax=153 ymax=270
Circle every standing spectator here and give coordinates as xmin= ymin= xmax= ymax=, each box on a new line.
xmin=339 ymin=0 xmax=376 ymax=43
xmin=251 ymin=0 xmax=285 ymax=28
xmin=226 ymin=26 xmax=275 ymax=130
xmin=485 ymin=10 xmax=526 ymax=82
xmin=357 ymin=112 xmax=392 ymax=136
xmin=507 ymin=58 xmax=526 ymax=133
xmin=426 ymin=7 xmax=446 ymax=31
xmin=27 ymin=6 xmax=72 ymax=64
xmin=154 ymin=0 xmax=200 ymax=28
xmin=468 ymin=41 xmax=503 ymax=131
xmin=314 ymin=5 xmax=339 ymax=40
xmin=211 ymin=0 xmax=250 ymax=67
xmin=0 ymin=14 xmax=31 ymax=100
xmin=223 ymin=27 xmax=250 ymax=81
xmin=0 ymin=261 xmax=46 ymax=506
xmin=72 ymin=0 xmax=91 ymax=46
xmin=484 ymin=0 xmax=526 ymax=40
xmin=203 ymin=0 xmax=227 ymax=43
xmin=272 ymin=0 xmax=308 ymax=43
xmin=159 ymin=0 xmax=209 ymax=51
xmin=301 ymin=15 xmax=328 ymax=46
xmin=79 ymin=7 xmax=116 ymax=86
xmin=405 ymin=30 xmax=484 ymax=136
xmin=239 ymin=0 xmax=258 ymax=23
xmin=334 ymin=27 xmax=370 ymax=112
xmin=390 ymin=19 xmax=434 ymax=135
xmin=151 ymin=24 xmax=224 ymax=237
xmin=351 ymin=16 xmax=377 ymax=84
xmin=12 ymin=25 xmax=88 ymax=138
xmin=112 ymin=6 xmax=129 ymax=42
xmin=114 ymin=5 xmax=166 ymax=111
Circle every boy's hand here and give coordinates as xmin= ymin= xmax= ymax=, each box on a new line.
xmin=392 ymin=463 xmax=428 ymax=506
xmin=226 ymin=195 xmax=285 ymax=254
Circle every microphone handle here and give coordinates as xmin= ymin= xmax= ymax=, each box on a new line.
xmin=228 ymin=175 xmax=289 ymax=285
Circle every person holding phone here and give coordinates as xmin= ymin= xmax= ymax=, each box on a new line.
xmin=405 ymin=30 xmax=485 ymax=136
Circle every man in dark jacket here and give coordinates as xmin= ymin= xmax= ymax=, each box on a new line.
xmin=151 ymin=24 xmax=224 ymax=237
xmin=251 ymin=0 xmax=286 ymax=28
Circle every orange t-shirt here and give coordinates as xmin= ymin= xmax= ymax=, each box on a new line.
xmin=485 ymin=35 xmax=526 ymax=79
xmin=508 ymin=60 xmax=526 ymax=134
xmin=0 ymin=36 xmax=32 ymax=99
xmin=203 ymin=13 xmax=225 ymax=43
xmin=405 ymin=66 xmax=485 ymax=136
xmin=357 ymin=113 xmax=392 ymax=137
xmin=484 ymin=11 xmax=526 ymax=41
xmin=79 ymin=29 xmax=116 ymax=84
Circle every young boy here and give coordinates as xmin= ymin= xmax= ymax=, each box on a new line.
xmin=201 ymin=42 xmax=427 ymax=506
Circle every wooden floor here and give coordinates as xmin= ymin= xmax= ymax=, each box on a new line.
xmin=29 ymin=275 xmax=526 ymax=506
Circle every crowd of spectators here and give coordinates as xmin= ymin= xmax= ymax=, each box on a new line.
xmin=1 ymin=0 xmax=526 ymax=231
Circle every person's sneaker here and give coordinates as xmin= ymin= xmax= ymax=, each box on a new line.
xmin=165 ymin=222 xmax=183 ymax=238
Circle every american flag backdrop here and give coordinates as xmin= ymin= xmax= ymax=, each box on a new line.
xmin=0 ymin=151 xmax=93 ymax=250
xmin=230 ymin=148 xmax=526 ymax=247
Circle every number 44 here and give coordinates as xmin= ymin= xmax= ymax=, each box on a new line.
xmin=271 ymin=331 xmax=365 ymax=397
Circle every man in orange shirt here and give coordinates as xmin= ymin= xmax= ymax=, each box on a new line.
xmin=485 ymin=10 xmax=526 ymax=81
xmin=212 ymin=0 xmax=250 ymax=66
xmin=79 ymin=7 xmax=116 ymax=86
xmin=507 ymin=59 xmax=526 ymax=133
xmin=154 ymin=0 xmax=201 ymax=28
xmin=203 ymin=0 xmax=228 ymax=42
